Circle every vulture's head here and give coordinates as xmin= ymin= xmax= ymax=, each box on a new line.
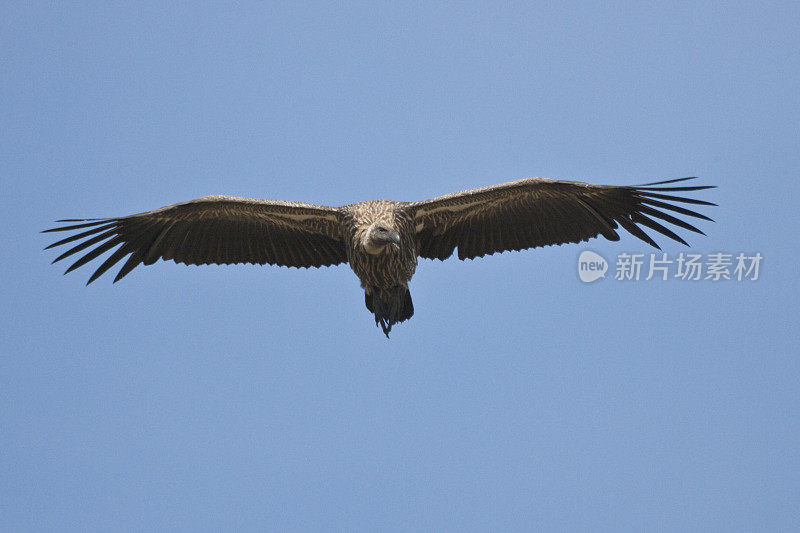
xmin=362 ymin=223 xmax=401 ymax=255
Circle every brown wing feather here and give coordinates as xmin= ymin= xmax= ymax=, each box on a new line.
xmin=409 ymin=177 xmax=715 ymax=260
xmin=43 ymin=196 xmax=347 ymax=284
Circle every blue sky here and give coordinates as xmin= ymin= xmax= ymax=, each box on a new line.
xmin=2 ymin=2 xmax=798 ymax=530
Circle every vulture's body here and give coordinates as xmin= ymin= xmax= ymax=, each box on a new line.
xmin=44 ymin=177 xmax=715 ymax=336
xmin=341 ymin=200 xmax=417 ymax=332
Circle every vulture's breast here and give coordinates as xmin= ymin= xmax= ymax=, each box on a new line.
xmin=341 ymin=201 xmax=417 ymax=289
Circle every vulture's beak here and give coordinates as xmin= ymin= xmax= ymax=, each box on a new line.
xmin=389 ymin=230 xmax=401 ymax=246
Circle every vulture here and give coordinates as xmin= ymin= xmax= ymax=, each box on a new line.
xmin=44 ymin=177 xmax=715 ymax=337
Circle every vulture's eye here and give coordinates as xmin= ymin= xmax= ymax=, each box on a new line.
xmin=377 ymin=227 xmax=387 ymax=233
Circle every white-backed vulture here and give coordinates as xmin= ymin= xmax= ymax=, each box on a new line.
xmin=44 ymin=177 xmax=715 ymax=336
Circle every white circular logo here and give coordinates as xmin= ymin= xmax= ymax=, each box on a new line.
xmin=578 ymin=250 xmax=608 ymax=283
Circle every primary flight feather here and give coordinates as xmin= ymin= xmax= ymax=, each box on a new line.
xmin=44 ymin=176 xmax=715 ymax=336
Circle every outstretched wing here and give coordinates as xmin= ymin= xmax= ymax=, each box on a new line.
xmin=43 ymin=196 xmax=348 ymax=284
xmin=409 ymin=177 xmax=715 ymax=261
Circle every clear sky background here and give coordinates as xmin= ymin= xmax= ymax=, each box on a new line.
xmin=2 ymin=2 xmax=798 ymax=530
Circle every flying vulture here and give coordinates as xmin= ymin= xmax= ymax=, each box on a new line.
xmin=44 ymin=177 xmax=715 ymax=336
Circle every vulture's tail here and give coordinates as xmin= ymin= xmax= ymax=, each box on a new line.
xmin=365 ymin=286 xmax=414 ymax=338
